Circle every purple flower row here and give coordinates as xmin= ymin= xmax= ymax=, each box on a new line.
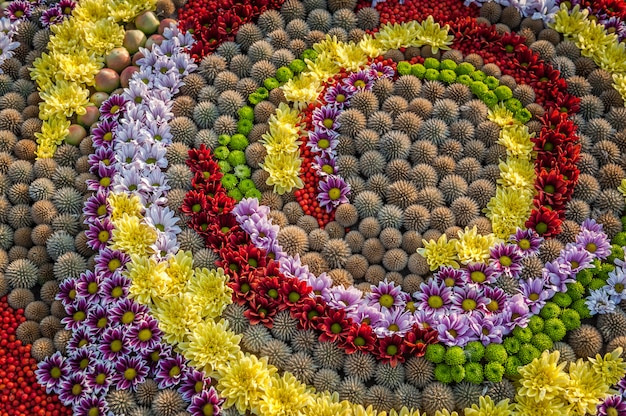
xmin=309 ymin=63 xmax=394 ymax=212
xmin=0 ymin=14 xmax=20 ymax=71
xmin=4 ymin=0 xmax=75 ymax=27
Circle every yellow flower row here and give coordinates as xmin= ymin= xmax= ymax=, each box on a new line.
xmin=31 ymin=0 xmax=155 ymax=159
xmin=484 ymin=104 xmax=536 ymax=240
xmin=259 ymin=102 xmax=305 ymax=195
xmin=551 ymin=4 xmax=626 ymax=103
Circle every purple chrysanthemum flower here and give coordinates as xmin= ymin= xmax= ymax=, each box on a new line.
xmin=312 ymin=105 xmax=341 ymax=133
xmin=502 ymin=293 xmax=530 ymax=330
xmin=66 ymin=346 xmax=97 ymax=374
xmin=61 ymin=298 xmax=90 ymax=331
xmin=155 ymin=353 xmax=187 ymax=389
xmin=109 ymin=298 xmax=149 ymax=327
xmin=94 ymin=248 xmax=130 ymax=278
xmin=436 ymin=314 xmax=474 ymax=347
xmin=136 ymin=141 xmax=168 ymax=169
xmin=618 ymin=377 xmax=626 ymax=395
xmin=601 ymin=16 xmax=626 ymax=41
xmin=85 ymin=218 xmax=113 ymax=251
xmin=450 ymin=285 xmax=489 ymax=316
xmin=5 ymin=0 xmax=31 ymax=21
xmin=67 ymin=326 xmax=96 ymax=351
xmin=36 ymin=351 xmax=69 ymax=394
xmin=436 ymin=266 xmax=469 ymax=289
xmin=142 ymin=342 xmax=174 ymax=373
xmin=99 ymin=273 xmax=131 ymax=304
xmin=87 ymin=146 xmax=115 ymax=175
xmin=86 ymin=163 xmax=116 ymax=191
xmin=470 ymin=314 xmax=505 ymax=346
xmin=598 ymin=394 xmax=626 ymax=416
xmin=85 ymin=360 xmax=114 ymax=395
xmin=312 ymin=154 xmax=337 ymax=177
xmin=58 ymin=372 xmax=92 ymax=406
xmin=581 ymin=218 xmax=604 ymax=233
xmin=543 ymin=259 xmax=575 ymax=293
xmin=368 ymin=62 xmax=395 ymax=79
xmin=489 ymin=243 xmax=523 ymax=278
xmin=57 ymin=0 xmax=76 ymax=15
xmin=414 ymin=279 xmax=453 ymax=318
xmin=247 ymin=221 xmax=279 ymax=251
xmin=74 ymin=395 xmax=108 ymax=416
xmin=509 ymin=228 xmax=543 ymax=257
xmin=307 ymin=129 xmax=339 ymax=155
xmin=324 ymin=83 xmax=354 ymax=106
xmin=83 ymin=190 xmax=110 ymax=221
xmin=366 ymin=280 xmax=410 ymax=310
xmin=372 ymin=308 xmax=415 ymax=337
xmin=576 ymin=229 xmax=612 ymax=260
xmin=464 ymin=262 xmax=497 ymax=285
xmin=561 ymin=244 xmax=594 ymax=274
xmin=323 ymin=285 xmax=363 ymax=313
xmin=84 ymin=304 xmax=110 ymax=335
xmin=113 ymin=356 xmax=149 ymax=391
xmin=232 ymin=197 xmax=270 ymax=219
xmin=57 ymin=277 xmax=78 ymax=308
xmin=178 ymin=367 xmax=209 ymax=401
xmin=127 ymin=315 xmax=163 ymax=352
xmin=413 ymin=309 xmax=437 ymax=331
xmin=344 ymin=69 xmax=375 ymax=90
xmin=519 ymin=277 xmax=553 ymax=314
xmin=90 ymin=119 xmax=117 ymax=148
xmin=187 ymin=387 xmax=223 ymax=416
xmin=586 ymin=287 xmax=619 ymax=316
xmin=482 ymin=286 xmax=509 ymax=315
xmin=348 ymin=304 xmax=384 ymax=327
xmin=318 ymin=175 xmax=350 ymax=212
xmin=305 ymin=271 xmax=332 ymax=298
xmin=40 ymin=6 xmax=63 ymax=27
xmin=100 ymin=326 xmax=131 ymax=361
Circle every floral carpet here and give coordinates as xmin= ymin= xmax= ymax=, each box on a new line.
xmin=1 ymin=0 xmax=626 ymax=414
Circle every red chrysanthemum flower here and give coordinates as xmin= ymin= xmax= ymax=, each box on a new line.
xmin=293 ymin=297 xmax=326 ymax=330
xmin=404 ymin=324 xmax=439 ymax=356
xmin=341 ymin=323 xmax=376 ymax=354
xmin=318 ymin=308 xmax=351 ymax=343
xmin=245 ymin=295 xmax=277 ymax=327
xmin=374 ymin=334 xmax=407 ymax=367
xmin=279 ymin=278 xmax=312 ymax=310
xmin=526 ymin=206 xmax=562 ymax=238
xmin=181 ymin=190 xmax=209 ymax=216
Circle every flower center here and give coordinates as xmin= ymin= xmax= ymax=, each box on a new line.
xmin=110 ymin=105 xmax=120 ymax=114
xmin=331 ymin=323 xmax=342 ymax=334
xmin=448 ymin=329 xmax=458 ymax=338
xmin=499 ymin=255 xmax=512 ymax=267
xmin=379 ymin=294 xmax=394 ymax=308
xmin=138 ymin=328 xmax=152 ymax=342
xmin=386 ymin=345 xmax=398 ymax=355
xmin=529 ymin=293 xmax=539 ymax=301
xmin=98 ymin=230 xmax=110 ymax=242
xmin=268 ymin=288 xmax=278 ymax=299
xmin=328 ymin=187 xmax=341 ymax=200
xmin=195 ymin=380 xmax=204 ymax=393
xmin=50 ymin=367 xmax=62 ymax=379
xmin=203 ymin=404 xmax=215 ymax=416
xmin=122 ymin=311 xmax=135 ymax=324
xmin=570 ymin=260 xmax=579 ymax=269
xmin=462 ymin=299 xmax=477 ymax=311
xmin=615 ymin=283 xmax=624 ymax=293
xmin=97 ymin=205 xmax=107 ymax=216
xmin=607 ymin=407 xmax=619 ymax=416
xmin=354 ymin=80 xmax=366 ymax=88
xmin=336 ymin=94 xmax=345 ymax=102
xmin=170 ymin=365 xmax=181 ymax=377
xmin=318 ymin=138 xmax=330 ymax=149
xmin=322 ymin=119 xmax=334 ymax=129
xmin=80 ymin=358 xmax=89 ymax=370
xmin=470 ymin=271 xmax=486 ymax=283
xmin=97 ymin=317 xmax=107 ymax=328
xmin=108 ymin=258 xmax=121 ymax=272
xmin=100 ymin=177 xmax=111 ymax=187
xmin=103 ymin=132 xmax=113 ymax=142
xmin=124 ymin=367 xmax=137 ymax=381
xmin=241 ymin=283 xmax=250 ymax=293
xmin=518 ymin=238 xmax=531 ymax=250
xmin=388 ymin=323 xmax=400 ymax=332
xmin=288 ymin=292 xmax=300 ymax=302
xmin=73 ymin=311 xmax=86 ymax=322
xmin=110 ymin=339 xmax=122 ymax=352
xmin=444 ymin=277 xmax=455 ymax=287
xmin=354 ymin=336 xmax=365 ymax=346
xmin=69 ymin=289 xmax=76 ymax=299
xmin=321 ymin=164 xmax=334 ymax=174
xmin=544 ymin=184 xmax=555 ymax=194
xmin=192 ymin=203 xmax=202 ymax=212
xmin=486 ymin=300 xmax=499 ymax=312
xmin=427 ymin=295 xmax=443 ymax=309
xmin=95 ymin=373 xmax=106 ymax=385
xmin=72 ymin=383 xmax=82 ymax=396
xmin=89 ymin=408 xmax=99 ymax=416
xmin=586 ymin=243 xmax=597 ymax=253
xmin=535 ymin=222 xmax=548 ymax=235
xmin=88 ymin=281 xmax=98 ymax=294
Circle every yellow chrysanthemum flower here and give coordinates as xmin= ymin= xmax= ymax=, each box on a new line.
xmin=487 ymin=103 xmax=515 ymax=127
xmin=124 ymin=254 xmax=170 ymax=305
xmin=464 ymin=396 xmax=514 ymax=416
xmin=517 ymin=350 xmax=569 ymax=403
xmin=413 ymin=16 xmax=453 ymax=53
xmin=71 ymin=0 xmax=111 ymax=22
xmin=260 ymin=152 xmax=304 ymax=195
xmin=485 ymin=187 xmax=534 ymax=239
xmin=589 ymin=347 xmax=626 ymax=386
xmin=514 ymin=395 xmax=569 ymax=416
xmin=613 ymin=74 xmax=626 ymax=103
xmin=83 ymin=19 xmax=126 ymax=55
xmin=304 ymin=392 xmax=352 ymax=416
xmin=376 ymin=22 xmax=419 ymax=50
xmin=108 ymin=192 xmax=144 ymax=221
xmin=455 ymin=226 xmax=499 ymax=265
xmin=417 ymin=234 xmax=460 ymax=271
xmin=282 ymin=74 xmax=323 ymax=109
xmin=164 ymin=250 xmax=195 ymax=293
xmin=35 ymin=140 xmax=57 ymax=159
xmin=352 ymin=404 xmax=382 ymax=416
xmin=48 ymin=19 xmax=85 ymax=55
xmin=566 ymin=359 xmax=610 ymax=415
xmin=498 ymin=125 xmax=534 ymax=159
xmin=596 ymin=41 xmax=626 ymax=74
xmin=434 ymin=410 xmax=459 ymax=416
xmin=54 ymin=50 xmax=103 ymax=86
xmin=30 ymin=52 xmax=60 ymax=91
xmin=257 ymin=372 xmax=313 ymax=416
xmin=335 ymin=41 xmax=368 ymax=72
xmin=358 ymin=34 xmax=384 ymax=58
xmin=110 ymin=213 xmax=157 ymax=257
xmin=151 ymin=292 xmax=202 ymax=345
xmin=306 ymin=53 xmax=340 ymax=82
xmin=107 ymin=0 xmax=156 ymax=22
xmin=577 ymin=22 xmax=617 ymax=59
xmin=181 ymin=318 xmax=242 ymax=377
xmin=186 ymin=267 xmax=233 ymax=319
xmin=388 ymin=407 xmax=423 ymax=416
xmin=39 ymin=80 xmax=90 ymax=120
xmin=216 ymin=352 xmax=276 ymax=414
xmin=497 ymin=157 xmax=536 ymax=192
xmin=618 ymin=178 xmax=626 ymax=201
xmin=34 ymin=116 xmax=70 ymax=157
xmin=261 ymin=124 xmax=301 ymax=155
xmin=550 ymin=4 xmax=589 ymax=38
xmin=313 ymin=35 xmax=340 ymax=57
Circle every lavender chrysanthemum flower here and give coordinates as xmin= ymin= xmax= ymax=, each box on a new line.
xmin=232 ymin=197 xmax=270 ymax=220
xmin=278 ymin=253 xmax=313 ymax=281
xmin=482 ymin=286 xmax=509 ymax=315
xmin=84 ymin=304 xmax=110 ymax=335
xmin=67 ymin=326 xmax=96 ymax=351
xmin=372 ymin=308 xmax=415 ymax=337
xmin=581 ymin=218 xmax=604 ymax=233
xmin=136 ymin=141 xmax=168 ymax=169
xmin=307 ymin=129 xmax=339 ymax=155
xmin=144 ymin=205 xmax=181 ymax=237
xmin=323 ymin=285 xmax=363 ymax=313
xmin=348 ymin=304 xmax=384 ymax=327
xmin=369 ymin=62 xmax=395 ymax=79
xmin=318 ymin=175 xmax=350 ymax=212
xmin=74 ymin=395 xmax=108 ymax=416
xmin=247 ymin=220 xmax=279 ymax=251
xmin=171 ymin=52 xmax=197 ymax=76
xmin=413 ymin=308 xmax=436 ymax=330
xmin=414 ymin=279 xmax=453 ymax=318
xmin=344 ymin=69 xmax=375 ymax=90
xmin=66 ymin=346 xmax=97 ymax=374
xmin=450 ymin=285 xmax=489 ymax=316
xmin=489 ymin=243 xmax=523 ymax=278
xmin=436 ymin=266 xmax=469 ymax=288
xmin=155 ymin=353 xmax=187 ymax=389
xmin=61 ymin=298 xmax=90 ymax=331
xmin=100 ymin=326 xmax=131 ymax=361
xmin=83 ymin=190 xmax=110 ymax=221
xmin=519 ymin=277 xmax=553 ymax=314
xmin=127 ymin=315 xmax=163 ymax=352
xmin=366 ymin=280 xmax=410 ymax=310
xmin=85 ymin=360 xmax=114 ymax=395
xmin=324 ymin=84 xmax=354 ymax=106
xmin=576 ymin=229 xmax=612 ymax=260
xmin=5 ymin=0 xmax=31 ymax=21
xmin=464 ymin=262 xmax=497 ymax=285
xmin=305 ymin=271 xmax=332 ymax=297
xmin=57 ymin=277 xmax=78 ymax=308
xmin=58 ymin=372 xmax=92 ymax=406
xmin=187 ymin=387 xmax=223 ymax=416
xmin=509 ymin=228 xmax=543 ymax=257
xmin=312 ymin=154 xmax=337 ymax=177
xmin=36 ymin=351 xmax=69 ymax=394
xmin=178 ymin=367 xmax=209 ymax=401
xmin=100 ymin=94 xmax=128 ymax=120
xmin=40 ymin=6 xmax=63 ymax=27
xmin=436 ymin=314 xmax=474 ymax=347
xmin=470 ymin=314 xmax=505 ymax=346
xmin=123 ymin=80 xmax=150 ymax=105
xmin=597 ymin=394 xmax=626 ymax=416
xmin=113 ymin=356 xmax=149 ymax=391
xmin=542 ymin=259 xmax=575 ymax=293
xmin=109 ymin=298 xmax=149 ymax=327
xmin=561 ymin=244 xmax=594 ymax=274
xmin=85 ymin=217 xmax=114 ymax=251
xmin=586 ymin=287 xmax=619 ymax=316
xmin=312 ymin=105 xmax=341 ymax=133
xmin=94 ymin=248 xmax=130 ymax=278
xmin=502 ymin=293 xmax=530 ymax=330
xmin=99 ymin=273 xmax=131 ymax=304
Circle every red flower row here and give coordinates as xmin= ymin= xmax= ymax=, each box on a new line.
xmin=178 ymin=0 xmax=285 ymax=60
xmin=566 ymin=0 xmax=626 ymax=20
xmin=183 ymin=145 xmax=439 ymax=366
